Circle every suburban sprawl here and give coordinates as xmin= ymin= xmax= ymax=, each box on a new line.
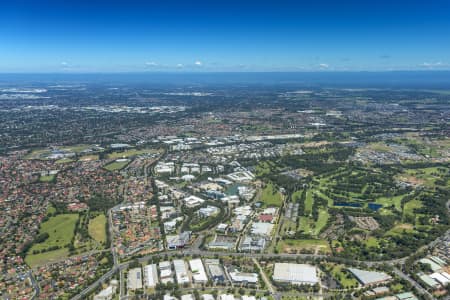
xmin=0 ymin=79 xmax=449 ymax=300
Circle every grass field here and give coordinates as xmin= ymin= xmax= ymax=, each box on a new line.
xmin=375 ymin=195 xmax=405 ymax=211
xmin=291 ymin=190 xmax=303 ymax=202
xmin=60 ymin=144 xmax=94 ymax=153
xmin=403 ymin=199 xmax=423 ymax=217
xmin=39 ymin=174 xmax=56 ymax=182
xmin=386 ymin=223 xmax=416 ymax=236
xmin=304 ymin=190 xmax=314 ymax=215
xmin=55 ymin=158 xmax=75 ymax=164
xmin=25 ymin=248 xmax=69 ymax=268
xmin=104 ymin=160 xmax=129 ymax=171
xmin=365 ymin=237 xmax=380 ymax=248
xmin=330 ymin=265 xmax=358 ymax=288
xmin=46 ymin=204 xmax=57 ymax=216
xmin=88 ymin=214 xmax=107 ymax=244
xmin=313 ymin=209 xmax=329 ymax=235
xmin=299 ymin=216 xmax=312 ymax=234
xmin=26 ymin=214 xmax=78 ymax=267
xmin=260 ymin=182 xmax=283 ymax=207
xmin=277 ymin=239 xmax=331 ymax=254
xmin=29 ymin=214 xmax=78 ymax=252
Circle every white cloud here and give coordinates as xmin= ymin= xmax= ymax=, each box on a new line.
xmin=61 ymin=61 xmax=68 ymax=66
xmin=420 ymin=61 xmax=443 ymax=68
xmin=194 ymin=61 xmax=202 ymax=66
xmin=145 ymin=61 xmax=158 ymax=66
xmin=176 ymin=63 xmax=184 ymax=68
xmin=319 ymin=63 xmax=329 ymax=69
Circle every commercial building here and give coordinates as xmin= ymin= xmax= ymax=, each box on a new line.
xmin=239 ymin=235 xmax=266 ymax=252
xmin=250 ymin=222 xmax=274 ymax=236
xmin=159 ymin=261 xmax=174 ymax=284
xmin=348 ymin=268 xmax=392 ymax=286
xmin=143 ymin=264 xmax=158 ymax=288
xmin=94 ymin=286 xmax=116 ymax=300
xmin=166 ymin=231 xmax=191 ymax=250
xmin=189 ymin=258 xmax=208 ymax=283
xmin=173 ymin=259 xmax=191 ymax=285
xmin=205 ymin=259 xmax=226 ymax=282
xmin=228 ymin=268 xmax=258 ymax=284
xmin=184 ymin=195 xmax=205 ymax=208
xmin=127 ymin=267 xmax=143 ymax=290
xmin=273 ymin=263 xmax=318 ymax=285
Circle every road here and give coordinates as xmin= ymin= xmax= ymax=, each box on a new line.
xmin=393 ymin=267 xmax=435 ymax=299
xmin=70 ymin=167 xmax=449 ymax=300
xmin=252 ymin=258 xmax=275 ymax=295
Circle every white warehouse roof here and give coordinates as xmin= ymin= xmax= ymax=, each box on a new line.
xmin=144 ymin=264 xmax=158 ymax=288
xmin=273 ymin=263 xmax=318 ymax=285
xmin=189 ymin=259 xmax=208 ymax=283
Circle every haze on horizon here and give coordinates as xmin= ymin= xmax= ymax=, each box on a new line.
xmin=1 ymin=0 xmax=450 ymax=73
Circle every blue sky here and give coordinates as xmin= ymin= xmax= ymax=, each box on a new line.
xmin=1 ymin=0 xmax=450 ymax=72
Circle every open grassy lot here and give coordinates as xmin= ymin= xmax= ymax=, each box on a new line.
xmin=277 ymin=239 xmax=331 ymax=254
xmin=60 ymin=144 xmax=94 ymax=153
xmin=386 ymin=223 xmax=416 ymax=236
xmin=403 ymin=199 xmax=423 ymax=217
xmin=88 ymin=213 xmax=107 ymax=244
xmin=375 ymin=195 xmax=405 ymax=211
xmin=46 ymin=204 xmax=56 ymax=216
xmin=260 ymin=182 xmax=283 ymax=207
xmin=26 ymin=214 xmax=78 ymax=267
xmin=55 ymin=158 xmax=75 ymax=164
xmin=103 ymin=159 xmax=129 ymax=171
xmin=304 ymin=190 xmax=314 ymax=214
xmin=25 ymin=248 xmax=69 ymax=268
xmin=298 ymin=216 xmax=312 ymax=234
xmin=313 ymin=209 xmax=329 ymax=235
xmin=39 ymin=174 xmax=55 ymax=182
xmin=365 ymin=236 xmax=380 ymax=248
xmin=79 ymin=154 xmax=99 ymax=161
xmin=329 ymin=264 xmax=359 ymax=288
xmin=280 ymin=217 xmax=297 ymax=235
xmin=29 ymin=214 xmax=78 ymax=252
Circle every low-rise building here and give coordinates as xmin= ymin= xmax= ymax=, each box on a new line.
xmin=189 ymin=258 xmax=208 ymax=283
xmin=128 ymin=267 xmax=143 ymax=290
xmin=173 ymin=259 xmax=190 ymax=285
xmin=273 ymin=263 xmax=318 ymax=285
xmin=143 ymin=264 xmax=158 ymax=288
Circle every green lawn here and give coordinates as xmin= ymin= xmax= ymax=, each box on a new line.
xmin=376 ymin=195 xmax=405 ymax=211
xmin=104 ymin=160 xmax=129 ymax=171
xmin=55 ymin=158 xmax=75 ymax=164
xmin=25 ymin=248 xmax=69 ymax=268
xmin=277 ymin=239 xmax=331 ymax=254
xmin=39 ymin=174 xmax=55 ymax=182
xmin=299 ymin=216 xmax=313 ymax=234
xmin=291 ymin=190 xmax=303 ymax=202
xmin=61 ymin=144 xmax=94 ymax=153
xmin=26 ymin=214 xmax=79 ymax=267
xmin=46 ymin=204 xmax=56 ymax=216
xmin=29 ymin=214 xmax=78 ymax=252
xmin=260 ymin=182 xmax=283 ymax=207
xmin=330 ymin=265 xmax=358 ymax=289
xmin=88 ymin=214 xmax=107 ymax=244
xmin=304 ymin=190 xmax=314 ymax=215
xmin=313 ymin=209 xmax=329 ymax=235
xmin=365 ymin=237 xmax=380 ymax=248
xmin=403 ymin=199 xmax=423 ymax=217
